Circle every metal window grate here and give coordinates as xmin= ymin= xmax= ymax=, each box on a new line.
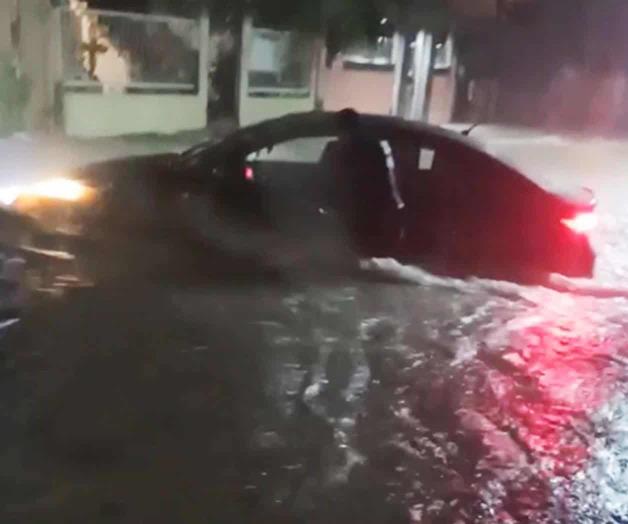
xmin=60 ymin=7 xmax=201 ymax=92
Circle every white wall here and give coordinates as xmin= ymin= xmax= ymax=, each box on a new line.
xmin=63 ymin=93 xmax=206 ymax=137
xmin=0 ymin=2 xmax=13 ymax=54
xmin=19 ymin=0 xmax=57 ymax=132
xmin=60 ymin=10 xmax=209 ymax=137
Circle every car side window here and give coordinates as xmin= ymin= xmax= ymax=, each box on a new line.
xmin=239 ymin=137 xmax=343 ymax=225
xmin=245 ymin=137 xmax=336 ymax=165
xmin=242 ymin=137 xmax=337 ymax=196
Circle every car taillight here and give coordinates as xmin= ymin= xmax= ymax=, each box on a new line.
xmin=244 ymin=166 xmax=255 ymax=181
xmin=561 ymin=212 xmax=598 ymax=233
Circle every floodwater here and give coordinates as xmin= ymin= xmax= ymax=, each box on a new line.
xmin=4 ymin=136 xmax=628 ymax=522
xmin=5 ymin=263 xmax=628 ymax=523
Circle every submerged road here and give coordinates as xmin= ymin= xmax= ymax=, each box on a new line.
xmin=3 ymin=133 xmax=628 ymax=523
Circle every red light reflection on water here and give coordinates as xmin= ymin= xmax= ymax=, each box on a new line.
xmin=451 ymin=295 xmax=624 ymax=518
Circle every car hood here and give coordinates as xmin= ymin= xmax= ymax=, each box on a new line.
xmin=75 ymin=153 xmax=180 ymax=186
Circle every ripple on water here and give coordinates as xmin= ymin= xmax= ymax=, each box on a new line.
xmin=273 ymin=260 xmax=628 ymax=522
xmin=169 ymin=255 xmax=628 ymax=522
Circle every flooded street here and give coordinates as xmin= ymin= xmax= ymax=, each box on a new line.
xmin=4 ymin=136 xmax=628 ymax=523
xmin=7 ymin=0 xmax=628 ymax=520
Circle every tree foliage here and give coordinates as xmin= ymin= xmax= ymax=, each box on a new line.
xmin=144 ymin=0 xmax=450 ymax=51
xmin=89 ymin=0 xmax=450 ymax=61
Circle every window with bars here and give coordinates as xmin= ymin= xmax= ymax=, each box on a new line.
xmin=60 ymin=7 xmax=200 ymax=92
xmin=247 ymin=28 xmax=313 ymax=97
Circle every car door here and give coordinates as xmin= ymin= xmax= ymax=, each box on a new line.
xmin=395 ymin=139 xmax=468 ymax=267
xmin=242 ymin=136 xmax=337 ymax=234
xmin=441 ymin=146 xmax=542 ymax=277
xmin=396 ymin=138 xmax=512 ymax=275
xmin=170 ymin=144 xmax=262 ymax=253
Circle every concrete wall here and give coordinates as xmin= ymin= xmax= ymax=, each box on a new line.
xmin=320 ymin=58 xmax=395 ymax=115
xmin=1 ymin=4 xmax=212 ymax=137
xmin=63 ymin=93 xmax=207 ymax=137
xmin=19 ymin=0 xmax=56 ymax=132
xmin=57 ymin=9 xmax=209 ymax=137
xmin=0 ymin=2 xmax=14 ymax=54
xmin=0 ymin=1 xmax=42 ymax=134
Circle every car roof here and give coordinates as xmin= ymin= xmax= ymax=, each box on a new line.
xmin=251 ymin=111 xmax=487 ymax=151
xmin=185 ymin=110 xmax=491 ymax=161
xmin=180 ymin=111 xmax=593 ymax=208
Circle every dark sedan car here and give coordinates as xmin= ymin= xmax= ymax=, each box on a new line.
xmin=0 ymin=110 xmax=596 ymax=288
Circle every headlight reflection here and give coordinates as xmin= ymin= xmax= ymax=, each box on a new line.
xmin=0 ymin=178 xmax=91 ymax=206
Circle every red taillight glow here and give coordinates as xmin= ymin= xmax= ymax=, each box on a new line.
xmin=244 ymin=166 xmax=255 ymax=181
xmin=561 ymin=212 xmax=598 ymax=233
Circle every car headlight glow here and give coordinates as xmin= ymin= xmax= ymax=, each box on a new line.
xmin=0 ymin=178 xmax=91 ymax=206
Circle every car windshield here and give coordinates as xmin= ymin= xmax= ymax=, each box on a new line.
xmin=2 ymin=1 xmax=627 ymax=523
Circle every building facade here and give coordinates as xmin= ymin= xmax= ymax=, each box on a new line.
xmin=2 ymin=1 xmax=486 ymax=137
xmin=55 ymin=0 xmax=210 ymax=137
xmin=1 ymin=0 xmax=211 ymax=137
xmin=238 ymin=17 xmax=458 ymax=127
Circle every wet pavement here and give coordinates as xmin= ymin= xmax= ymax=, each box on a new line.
xmin=3 ymin=135 xmax=628 ymax=522
xmin=6 ymin=269 xmax=628 ymax=523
